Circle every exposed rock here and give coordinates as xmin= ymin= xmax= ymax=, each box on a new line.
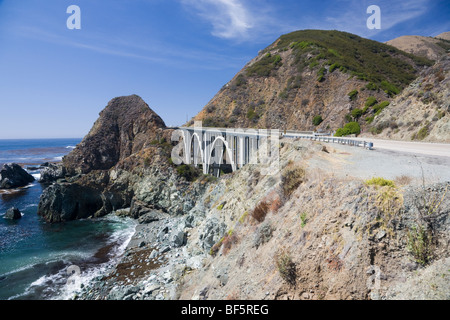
xmin=137 ymin=210 xmax=167 ymax=224
xmin=4 ymin=207 xmax=22 ymax=220
xmin=199 ymin=217 xmax=227 ymax=250
xmin=37 ymin=95 xmax=185 ymax=222
xmin=0 ymin=163 xmax=35 ymax=189
xmin=170 ymin=228 xmax=187 ymax=248
xmin=63 ymin=94 xmax=167 ymax=175
xmin=39 ymin=163 xmax=66 ymax=183
xmin=37 ymin=182 xmax=108 ymax=222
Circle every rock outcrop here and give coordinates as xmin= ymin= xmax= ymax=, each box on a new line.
xmin=0 ymin=163 xmax=35 ymax=189
xmin=63 ymin=94 xmax=167 ymax=175
xmin=4 ymin=207 xmax=22 ymax=220
xmin=37 ymin=95 xmax=203 ymax=223
xmin=39 ymin=163 xmax=67 ymax=183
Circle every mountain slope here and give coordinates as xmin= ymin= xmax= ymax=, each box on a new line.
xmin=436 ymin=32 xmax=450 ymax=41
xmin=361 ymin=53 xmax=450 ymax=142
xmin=189 ymin=30 xmax=432 ymax=133
xmin=386 ymin=35 xmax=450 ymax=60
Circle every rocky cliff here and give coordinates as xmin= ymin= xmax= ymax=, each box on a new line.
xmin=63 ymin=95 xmax=167 ymax=175
xmin=362 ymin=33 xmax=450 ymax=142
xmin=37 ymin=95 xmax=204 ymax=223
xmin=77 ymin=138 xmax=450 ymax=301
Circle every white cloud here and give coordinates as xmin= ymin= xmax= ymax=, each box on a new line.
xmin=180 ymin=0 xmax=254 ymax=40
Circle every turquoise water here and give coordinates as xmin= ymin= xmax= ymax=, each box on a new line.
xmin=0 ymin=139 xmax=136 ymax=300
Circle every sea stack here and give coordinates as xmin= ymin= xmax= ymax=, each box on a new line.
xmin=4 ymin=207 xmax=22 ymax=220
xmin=0 ymin=163 xmax=35 ymax=189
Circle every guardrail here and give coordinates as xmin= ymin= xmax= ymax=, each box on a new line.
xmin=282 ymin=133 xmax=374 ymax=150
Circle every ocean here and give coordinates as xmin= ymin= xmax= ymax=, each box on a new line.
xmin=0 ymin=139 xmax=136 ymax=300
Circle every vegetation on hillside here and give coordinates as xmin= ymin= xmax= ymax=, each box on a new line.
xmin=272 ymin=30 xmax=432 ymax=93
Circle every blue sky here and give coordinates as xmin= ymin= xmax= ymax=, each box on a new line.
xmin=0 ymin=0 xmax=448 ymax=138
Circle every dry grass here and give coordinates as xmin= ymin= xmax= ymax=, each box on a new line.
xmin=281 ymin=165 xmax=306 ymax=198
xmin=275 ymin=248 xmax=297 ymax=286
xmin=395 ymin=175 xmax=413 ymax=186
xmin=222 ymin=232 xmax=239 ymax=255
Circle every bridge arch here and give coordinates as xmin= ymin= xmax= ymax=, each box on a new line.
xmin=206 ymin=136 xmax=236 ymax=176
xmin=190 ymin=132 xmax=204 ymax=166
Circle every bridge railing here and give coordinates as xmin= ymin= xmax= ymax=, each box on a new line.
xmin=282 ymin=133 xmax=373 ymax=150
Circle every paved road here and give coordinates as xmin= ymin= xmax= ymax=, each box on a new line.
xmin=354 ymin=137 xmax=450 ymax=158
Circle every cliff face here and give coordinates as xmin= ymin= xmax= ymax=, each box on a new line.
xmin=63 ymin=95 xmax=167 ymax=175
xmin=190 ymin=30 xmax=432 ymax=133
xmin=38 ymin=95 xmax=201 ymax=223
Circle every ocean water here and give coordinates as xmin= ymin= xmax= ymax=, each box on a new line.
xmin=0 ymin=139 xmax=137 ymax=300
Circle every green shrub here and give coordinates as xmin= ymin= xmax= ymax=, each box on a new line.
xmin=309 ymin=60 xmax=319 ymax=68
xmin=365 ymin=177 xmax=396 ymax=188
xmin=176 ymin=164 xmax=201 ymax=182
xmin=365 ymin=82 xmax=378 ymax=90
xmin=317 ymin=67 xmax=326 ymax=82
xmin=279 ymin=89 xmax=288 ymax=99
xmin=313 ymin=115 xmax=323 ymax=126
xmin=416 ymin=125 xmax=429 ymax=140
xmin=380 ymin=81 xmax=400 ymax=96
xmin=334 ymin=122 xmax=361 ymax=137
xmin=351 ymin=108 xmax=363 ymax=119
xmin=373 ymin=101 xmax=390 ymax=115
xmin=300 ymin=212 xmax=308 ymax=228
xmin=329 ymin=63 xmax=340 ymax=72
xmin=407 ymin=225 xmax=433 ymax=266
xmin=247 ymin=53 xmax=282 ymax=77
xmin=246 ymin=109 xmax=258 ymax=121
xmin=365 ymin=96 xmax=378 ymax=107
xmin=365 ymin=115 xmax=375 ymax=124
xmin=234 ymin=74 xmax=247 ymax=87
xmin=345 ymin=113 xmax=353 ymax=123
xmin=348 ymin=90 xmax=358 ymax=101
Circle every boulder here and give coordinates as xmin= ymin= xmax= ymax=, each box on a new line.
xmin=4 ymin=207 xmax=22 ymax=220
xmin=40 ymin=163 xmax=66 ymax=183
xmin=170 ymin=228 xmax=187 ymax=247
xmin=37 ymin=183 xmax=106 ymax=223
xmin=199 ymin=217 xmax=227 ymax=250
xmin=0 ymin=163 xmax=35 ymax=189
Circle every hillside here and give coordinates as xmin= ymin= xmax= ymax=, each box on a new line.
xmin=77 ymin=138 xmax=450 ymax=300
xmin=189 ymin=30 xmax=433 ymax=134
xmin=386 ymin=35 xmax=450 ymax=60
xmin=436 ymin=32 xmax=450 ymax=41
xmin=361 ymin=53 xmax=450 ymax=143
xmin=363 ymin=31 xmax=450 ymax=143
